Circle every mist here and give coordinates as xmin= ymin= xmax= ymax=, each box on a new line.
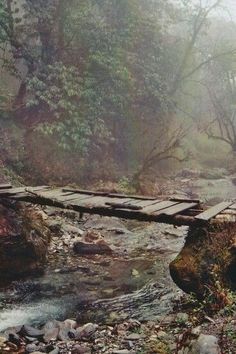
xmin=1 ymin=0 xmax=236 ymax=193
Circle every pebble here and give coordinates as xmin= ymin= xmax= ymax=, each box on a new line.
xmin=125 ymin=333 xmax=142 ymax=341
xmin=0 ymin=336 xmax=7 ymax=345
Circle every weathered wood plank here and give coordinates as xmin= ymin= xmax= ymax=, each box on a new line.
xmin=62 ymin=188 xmax=108 ymax=196
xmin=123 ymin=199 xmax=160 ymax=208
xmin=195 ymin=201 xmax=234 ymax=221
xmin=141 ymin=201 xmax=179 ymax=214
xmin=0 ymin=183 xmax=12 ymax=190
xmin=157 ymin=202 xmax=198 ymax=216
xmin=67 ymin=196 xmax=134 ymax=208
xmin=108 ymin=193 xmax=156 ymax=200
xmin=229 ymin=203 xmax=236 ymax=210
xmin=105 ymin=202 xmax=142 ymax=210
xmin=169 ymin=197 xmax=200 ymax=204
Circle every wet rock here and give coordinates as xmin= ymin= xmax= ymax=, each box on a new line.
xmin=58 ymin=326 xmax=70 ymax=341
xmin=75 ymin=323 xmax=98 ymax=339
xmin=187 ymin=334 xmax=220 ymax=354
xmin=73 ymin=241 xmax=112 ymax=255
xmin=22 ymin=325 xmax=44 ymax=338
xmin=26 ymin=344 xmax=41 ymax=353
xmin=8 ymin=332 xmax=21 ymax=346
xmin=63 ymin=319 xmax=77 ymax=329
xmin=43 ymin=321 xmax=60 ymax=343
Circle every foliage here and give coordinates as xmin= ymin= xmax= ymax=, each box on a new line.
xmin=0 ymin=0 xmax=233 ymax=184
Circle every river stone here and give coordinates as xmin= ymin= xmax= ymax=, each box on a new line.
xmin=187 ymin=334 xmax=220 ymax=354
xmin=73 ymin=241 xmax=112 ymax=255
xmin=26 ymin=344 xmax=42 ymax=353
xmin=0 ymin=336 xmax=6 ymax=345
xmin=43 ymin=320 xmax=60 ymax=342
xmin=72 ymin=345 xmax=91 ymax=354
xmin=125 ymin=333 xmax=142 ymax=340
xmin=49 ymin=347 xmax=59 ymax=354
xmin=63 ymin=319 xmax=77 ymax=329
xmin=75 ymin=323 xmax=98 ymax=339
xmin=22 ymin=325 xmax=44 ymax=338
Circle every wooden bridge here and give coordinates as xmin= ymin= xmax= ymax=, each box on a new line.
xmin=0 ymin=184 xmax=235 ymax=227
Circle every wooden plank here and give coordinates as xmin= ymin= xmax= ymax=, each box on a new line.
xmin=108 ymin=193 xmax=156 ymax=200
xmin=195 ymin=201 xmax=234 ymax=221
xmin=141 ymin=201 xmax=179 ymax=214
xmin=123 ymin=199 xmax=160 ymax=208
xmin=229 ymin=203 xmax=236 ymax=210
xmin=0 ymin=183 xmax=12 ymax=190
xmin=105 ymin=202 xmax=142 ymax=210
xmin=157 ymin=202 xmax=198 ymax=216
xmin=63 ymin=188 xmax=157 ymax=201
xmin=169 ymin=197 xmax=200 ymax=204
xmin=62 ymin=188 xmax=108 ymax=196
xmin=67 ymin=196 xmax=138 ymax=209
xmin=55 ymin=194 xmax=98 ymax=203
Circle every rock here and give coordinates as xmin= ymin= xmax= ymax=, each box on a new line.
xmin=75 ymin=323 xmax=98 ymax=339
xmin=62 ymin=224 xmax=84 ymax=235
xmin=22 ymin=325 xmax=44 ymax=338
xmin=125 ymin=333 xmax=142 ymax=340
xmin=191 ymin=326 xmax=201 ymax=337
xmin=31 ymin=352 xmax=45 ymax=354
xmin=8 ymin=332 xmax=21 ymax=346
xmin=157 ymin=330 xmax=168 ymax=339
xmin=26 ymin=344 xmax=41 ymax=353
xmin=0 ymin=336 xmax=6 ymax=346
xmin=170 ymin=224 xmax=236 ymax=296
xmin=43 ymin=321 xmax=60 ymax=343
xmin=72 ymin=345 xmax=92 ymax=354
xmin=112 ymin=350 xmax=133 ymax=354
xmin=63 ymin=319 xmax=77 ymax=329
xmin=187 ymin=334 xmax=220 ymax=354
xmin=176 ymin=313 xmax=189 ymax=324
xmin=84 ymin=217 xmax=126 ymax=231
xmin=58 ymin=327 xmax=70 ymax=341
xmin=73 ymin=241 xmax=112 ymax=255
xmin=49 ymin=347 xmax=60 ymax=354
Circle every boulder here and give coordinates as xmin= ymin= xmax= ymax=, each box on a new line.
xmin=186 ymin=334 xmax=220 ymax=354
xmin=0 ymin=201 xmax=51 ymax=280
xmin=170 ymin=224 xmax=236 ymax=297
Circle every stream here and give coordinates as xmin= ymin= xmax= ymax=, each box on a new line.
xmin=0 ymin=175 xmax=236 ymax=332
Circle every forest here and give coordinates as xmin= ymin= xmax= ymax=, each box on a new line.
xmin=0 ymin=0 xmax=235 ymax=190
xmin=1 ymin=1 xmax=236 ymax=354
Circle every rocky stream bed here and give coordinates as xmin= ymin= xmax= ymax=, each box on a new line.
xmin=1 ymin=172 xmax=236 ymax=353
